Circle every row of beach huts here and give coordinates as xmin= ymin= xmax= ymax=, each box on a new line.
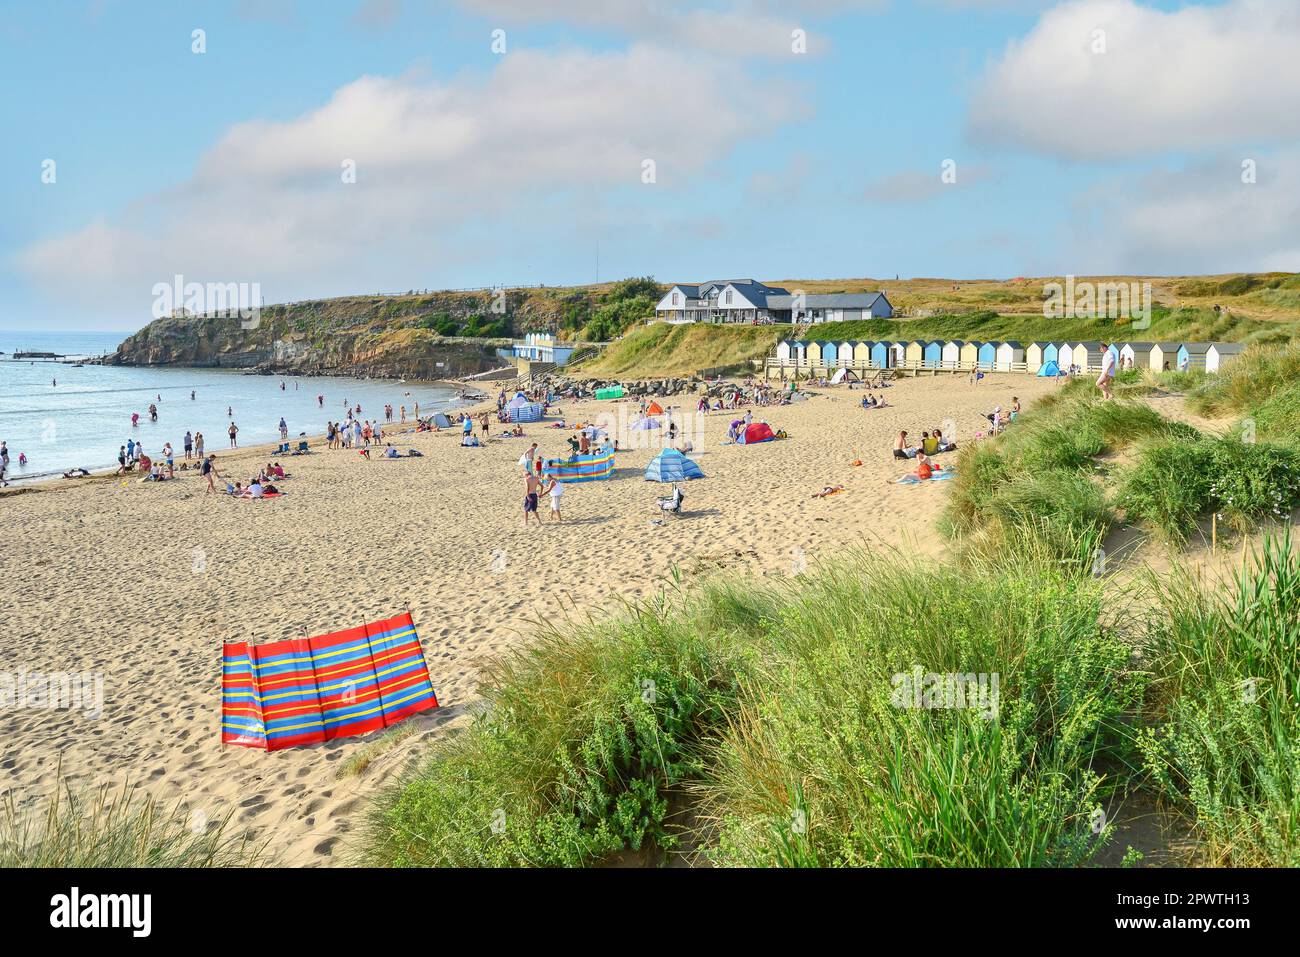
xmin=766 ymin=339 xmax=1245 ymax=378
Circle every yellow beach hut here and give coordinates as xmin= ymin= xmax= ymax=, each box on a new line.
xmin=905 ymin=340 xmax=925 ymax=368
xmin=960 ymin=341 xmax=981 ymax=368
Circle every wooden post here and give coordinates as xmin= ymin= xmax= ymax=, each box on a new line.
xmin=1212 ymin=512 xmax=1217 ymax=554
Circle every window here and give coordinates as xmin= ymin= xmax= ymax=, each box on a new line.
xmin=725 ymin=290 xmax=732 ymax=304
xmin=672 ymin=292 xmax=679 ymax=305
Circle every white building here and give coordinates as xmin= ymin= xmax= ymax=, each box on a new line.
xmin=655 ymin=278 xmax=892 ymax=324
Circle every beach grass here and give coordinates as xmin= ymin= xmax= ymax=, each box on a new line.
xmin=1137 ymin=530 xmax=1300 ymax=866
xmin=0 ymin=777 xmax=262 ymax=867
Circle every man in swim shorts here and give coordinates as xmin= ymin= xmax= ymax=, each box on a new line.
xmin=523 ymin=469 xmax=542 ymax=527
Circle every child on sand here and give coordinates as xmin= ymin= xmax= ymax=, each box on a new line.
xmin=545 ymin=476 xmax=564 ymax=521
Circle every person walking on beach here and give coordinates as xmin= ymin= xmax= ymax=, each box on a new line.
xmin=202 ymin=453 xmax=222 ymax=494
xmin=545 ymin=476 xmax=564 ymax=522
xmin=116 ymin=445 xmax=128 ymax=475
xmin=523 ymin=468 xmax=543 ymax=527
xmin=279 ymin=417 xmax=288 ymax=442
xmin=162 ymin=442 xmax=175 ymax=478
xmin=1096 ymin=343 xmax=1116 ymax=401
xmin=194 ymin=432 xmax=204 ymax=459
xmin=228 ymin=421 xmax=239 ymax=448
xmin=183 ymin=431 xmax=193 ymax=460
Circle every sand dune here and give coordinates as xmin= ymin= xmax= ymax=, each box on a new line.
xmin=0 ymin=373 xmax=1062 ymax=864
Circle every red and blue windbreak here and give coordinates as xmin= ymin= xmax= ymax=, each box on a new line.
xmin=221 ymin=612 xmax=438 ymax=751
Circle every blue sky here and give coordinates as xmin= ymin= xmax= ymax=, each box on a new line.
xmin=2 ymin=0 xmax=1297 ymax=330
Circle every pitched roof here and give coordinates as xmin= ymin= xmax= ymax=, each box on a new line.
xmin=1181 ymin=342 xmax=1213 ymax=353
xmin=1210 ymin=342 xmax=1244 ymax=353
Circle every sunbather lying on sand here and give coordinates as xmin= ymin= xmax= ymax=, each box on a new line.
xmin=811 ymin=485 xmax=845 ymax=498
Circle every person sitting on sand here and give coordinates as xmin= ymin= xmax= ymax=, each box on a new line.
xmin=247 ymin=479 xmax=265 ymax=498
xmin=922 ymin=431 xmax=939 ymax=456
xmin=271 ymin=462 xmax=286 ymax=479
xmin=384 ymin=445 xmax=400 ymax=458
xmin=913 ymin=452 xmax=943 ymax=481
xmin=62 ymin=467 xmax=91 ymax=479
xmin=893 ymin=431 xmax=918 ymax=460
xmin=933 ymin=427 xmax=957 ymax=453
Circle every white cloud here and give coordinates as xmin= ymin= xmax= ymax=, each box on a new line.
xmin=969 ymin=0 xmax=1300 ymax=160
xmin=863 ymin=164 xmax=992 ymax=203
xmin=15 ymin=47 xmax=799 ymax=315
xmin=1064 ymin=151 xmax=1300 ymax=273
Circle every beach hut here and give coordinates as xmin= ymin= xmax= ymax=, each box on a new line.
xmin=960 ymin=341 xmax=981 ymax=368
xmin=792 ymin=340 xmax=808 ymax=369
xmin=891 ymin=342 xmax=907 ymax=367
xmin=1056 ymin=342 xmax=1075 ymax=371
xmin=923 ymin=341 xmax=944 ymax=369
xmin=942 ymin=340 xmax=963 ymax=369
xmin=977 ymin=342 xmax=997 ymax=370
xmin=905 ymin=341 xmax=925 ymax=368
xmin=1042 ymin=342 xmax=1059 ymax=368
xmin=995 ymin=341 xmax=1025 ymax=371
xmin=853 ymin=340 xmax=873 ymax=367
xmin=837 ymin=341 xmax=855 ymax=367
xmin=1024 ymin=343 xmax=1045 ymax=374
xmin=645 ymin=448 xmax=704 ymax=482
xmin=1120 ymin=342 xmax=1151 ymax=371
xmin=1178 ymin=342 xmax=1212 ymax=371
xmin=821 ymin=341 xmax=839 ymax=367
xmin=870 ymin=341 xmax=891 ymax=368
xmin=1074 ymin=342 xmax=1103 ymax=372
xmin=1148 ymin=343 xmax=1177 ymax=372
xmin=808 ymin=341 xmax=826 ymax=369
xmin=1206 ymin=343 xmax=1244 ymax=373
xmin=776 ymin=340 xmax=794 ymax=365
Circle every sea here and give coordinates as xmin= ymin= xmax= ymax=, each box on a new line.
xmin=0 ymin=331 xmax=466 ymax=482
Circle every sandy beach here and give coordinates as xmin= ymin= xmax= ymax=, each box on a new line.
xmin=0 ymin=374 xmax=1063 ymax=864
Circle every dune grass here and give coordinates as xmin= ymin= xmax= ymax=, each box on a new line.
xmin=1137 ymin=530 xmax=1300 ymax=866
xmin=0 ymin=777 xmax=261 ymax=867
xmin=943 ymin=379 xmax=1197 ymax=564
xmin=578 ymin=323 xmax=783 ymax=379
xmin=365 ymin=537 xmax=1152 ymax=868
xmin=1184 ymin=342 xmax=1300 ymax=444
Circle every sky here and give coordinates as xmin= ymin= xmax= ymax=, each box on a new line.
xmin=1 ymin=0 xmax=1298 ymax=331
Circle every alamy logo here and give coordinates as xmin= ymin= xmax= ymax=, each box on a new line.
xmin=1043 ymin=275 xmax=1151 ymax=328
xmin=50 ymin=887 xmax=151 ymax=937
xmin=890 ymin=666 xmax=999 ymax=720
xmin=151 ymin=274 xmax=262 ymax=329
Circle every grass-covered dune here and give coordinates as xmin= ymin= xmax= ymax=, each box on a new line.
xmin=362 ymin=529 xmax=1300 ymax=868
xmin=576 ymin=322 xmax=785 ymax=379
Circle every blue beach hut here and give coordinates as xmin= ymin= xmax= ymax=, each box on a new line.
xmin=923 ymin=341 xmax=943 ymax=368
xmin=978 ymin=342 xmax=997 ymax=369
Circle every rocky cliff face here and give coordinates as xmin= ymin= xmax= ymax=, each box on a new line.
xmin=107 ymin=298 xmax=530 ymax=379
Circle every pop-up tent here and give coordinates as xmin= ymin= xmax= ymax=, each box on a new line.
xmin=631 ymin=417 xmax=661 ymax=430
xmin=507 ymin=393 xmax=544 ymax=423
xmin=646 ymin=401 xmax=666 ymax=415
xmin=645 ymin=448 xmax=704 ymax=482
xmin=1036 ymin=360 xmax=1061 ymax=377
xmin=830 ymin=368 xmax=860 ymax=384
xmin=739 ymin=423 xmax=777 ymax=444
xmin=431 ymin=412 xmax=451 ymax=428
xmin=595 ymin=386 xmax=624 ymax=400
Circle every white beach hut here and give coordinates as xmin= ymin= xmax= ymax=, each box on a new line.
xmin=1149 ymin=342 xmax=1178 ymax=372
xmin=995 ymin=341 xmax=1025 ymax=371
xmin=1206 ymin=343 xmax=1244 ymax=373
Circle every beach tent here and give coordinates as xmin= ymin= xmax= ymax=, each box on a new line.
xmin=853 ymin=341 xmax=873 ymax=366
xmin=1037 ymin=359 xmax=1061 ymax=377
xmin=431 ymin=412 xmax=451 ymax=428
xmin=923 ymin=341 xmax=944 ymax=368
xmin=1057 ymin=342 xmax=1075 ymax=371
xmin=942 ymin=340 xmax=963 ymax=368
xmin=870 ymin=341 xmax=891 ymax=368
xmin=645 ymin=448 xmax=704 ymax=482
xmin=960 ymin=342 xmax=981 ymax=367
xmin=1206 ymin=343 xmax=1244 ymax=372
xmin=1148 ymin=343 xmax=1178 ymax=372
xmin=995 ymin=341 xmax=1024 ymax=371
xmin=830 ymin=367 xmax=861 ymax=384
xmin=507 ymin=393 xmax=544 ymax=423
xmin=821 ymin=341 xmax=839 ymax=366
xmin=1120 ymin=342 xmax=1151 ymax=370
xmin=1178 ymin=342 xmax=1211 ymax=371
xmin=977 ymin=342 xmax=997 ymax=369
xmin=739 ymin=422 xmax=777 ymax=444
xmin=631 ymin=417 xmax=661 ymax=430
xmin=905 ymin=341 xmax=925 ymax=368
xmin=646 ymin=401 xmax=665 ymax=415
xmin=222 ymin=612 xmax=438 ymax=751
xmin=543 ymin=451 xmax=615 ymax=483
xmin=594 ymin=386 xmax=624 ymax=400
xmin=1026 ymin=342 xmax=1049 ymax=374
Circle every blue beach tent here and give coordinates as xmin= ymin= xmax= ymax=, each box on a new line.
xmin=644 ymin=448 xmax=705 ymax=482
xmin=1037 ymin=360 xmax=1061 ymax=377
